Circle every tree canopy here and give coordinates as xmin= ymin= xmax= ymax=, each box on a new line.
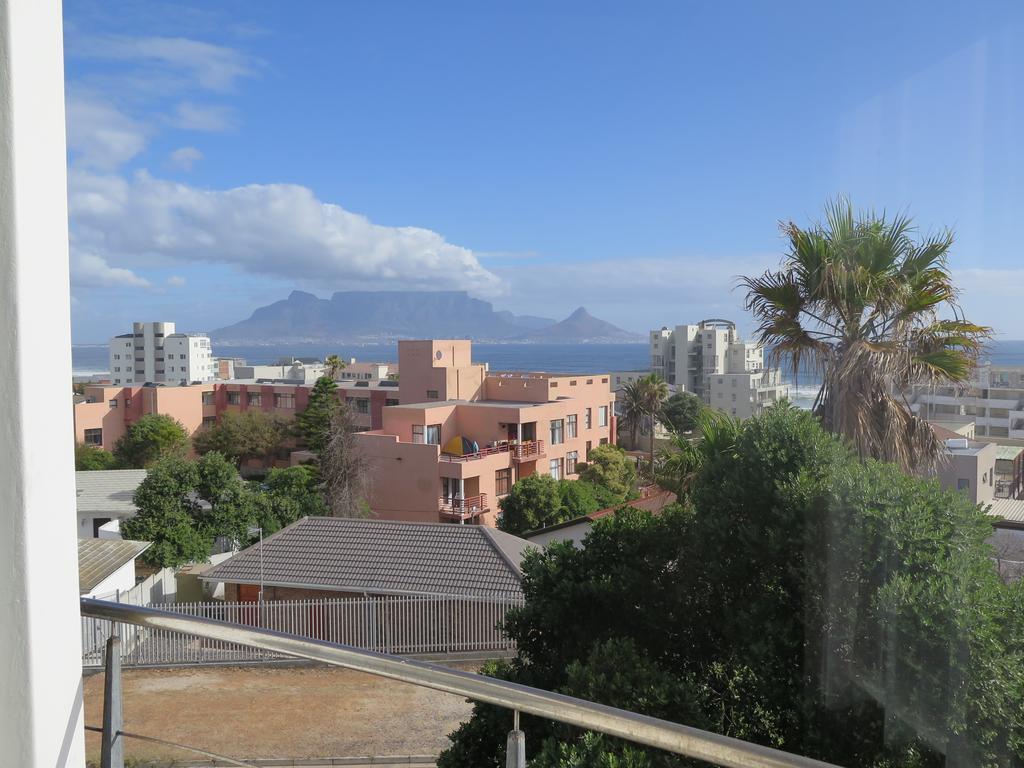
xmin=295 ymin=376 xmax=340 ymax=453
xmin=75 ymin=442 xmax=119 ymax=470
xmin=440 ymin=404 xmax=1024 ymax=767
xmin=498 ymin=474 xmax=626 ymax=535
xmin=192 ymin=410 xmax=290 ymax=467
xmin=577 ymin=444 xmax=637 ymax=498
xmin=113 ymin=413 xmax=190 ymax=468
xmin=659 ymin=392 xmax=704 ymax=435
xmin=741 ymin=198 xmax=990 ymax=472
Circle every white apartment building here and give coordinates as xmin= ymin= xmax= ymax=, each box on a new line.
xmin=650 ymin=319 xmax=788 ymax=419
xmin=906 ymin=363 xmax=1024 ymax=442
xmin=109 ymin=321 xmax=215 ymax=385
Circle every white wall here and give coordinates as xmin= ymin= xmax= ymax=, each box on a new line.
xmin=0 ymin=1 xmax=86 ymax=762
xmin=86 ymin=559 xmax=138 ymax=600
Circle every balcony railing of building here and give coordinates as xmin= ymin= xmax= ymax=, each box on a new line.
xmin=512 ymin=439 xmax=545 ymax=460
xmin=81 ymin=598 xmax=840 ymax=768
xmin=440 ymin=443 xmax=512 ymax=462
xmin=439 ymin=493 xmax=489 ymax=519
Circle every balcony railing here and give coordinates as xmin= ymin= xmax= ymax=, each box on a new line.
xmin=512 ymin=439 xmax=545 ymax=460
xmin=439 ymin=443 xmax=512 ymax=462
xmin=80 ymin=598 xmax=840 ymax=768
xmin=439 ymin=493 xmax=489 ymax=519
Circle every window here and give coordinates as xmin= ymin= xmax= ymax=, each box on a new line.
xmin=386 ymin=398 xmax=399 ymax=406
xmin=227 ymin=392 xmax=241 ymax=405
xmin=355 ymin=398 xmax=369 ymax=414
xmin=567 ymin=414 xmax=578 ymax=438
xmin=108 ymin=399 xmax=117 ymax=408
xmin=550 ymin=457 xmax=563 ymax=480
xmin=113 ymin=366 xmax=120 ymax=372
xmin=495 ymin=468 xmax=512 ymax=496
xmin=600 ymin=437 xmax=608 ymax=445
xmin=426 ymin=424 xmax=441 ymax=444
xmin=427 ymin=389 xmax=439 ymax=399
xmin=275 ymin=393 xmax=295 ymax=409
xmin=202 ymin=392 xmax=215 ymax=406
xmin=202 ymin=416 xmax=216 ymax=428
xmin=550 ymin=418 xmax=564 ymax=445
xmin=585 ymin=407 xmax=592 ymax=429
xmin=586 ymin=440 xmax=592 ymax=458
xmin=114 ymin=354 xmax=120 ymax=360
xmin=598 ymin=406 xmax=608 ymax=427
xmin=180 ymin=354 xmax=186 ymax=360
xmin=247 ymin=392 xmax=262 ymax=406
xmin=84 ymin=428 xmax=102 ymax=446
xmin=566 ymin=450 xmax=579 ymax=475
xmin=413 ymin=425 xmax=425 ymax=444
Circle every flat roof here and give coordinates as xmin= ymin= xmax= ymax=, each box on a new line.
xmin=387 ymin=399 xmax=546 ymax=410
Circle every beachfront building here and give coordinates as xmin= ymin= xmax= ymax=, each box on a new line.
xmin=354 ymin=340 xmax=616 ymax=527
xmin=906 ymin=363 xmax=1024 ymax=443
xmin=109 ymin=321 xmax=215 ymax=386
xmin=649 ymin=319 xmax=788 ymax=418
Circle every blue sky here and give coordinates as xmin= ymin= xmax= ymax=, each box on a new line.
xmin=65 ymin=1 xmax=1024 ymax=342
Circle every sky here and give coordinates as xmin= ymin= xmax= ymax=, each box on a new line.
xmin=64 ymin=1 xmax=1024 ymax=342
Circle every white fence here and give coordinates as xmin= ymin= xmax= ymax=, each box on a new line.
xmin=82 ymin=594 xmax=524 ymax=667
xmin=91 ymin=565 xmax=178 ymax=606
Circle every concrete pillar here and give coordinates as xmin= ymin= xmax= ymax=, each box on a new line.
xmin=0 ymin=1 xmax=86 ymax=765
xmin=101 ymin=637 xmax=124 ymax=768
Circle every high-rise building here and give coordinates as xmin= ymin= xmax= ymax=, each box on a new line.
xmin=649 ymin=319 xmax=788 ymax=419
xmin=108 ymin=321 xmax=215 ymax=385
xmin=906 ymin=363 xmax=1024 ymax=442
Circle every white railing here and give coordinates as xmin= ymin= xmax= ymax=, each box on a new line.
xmin=82 ymin=593 xmax=523 ymax=667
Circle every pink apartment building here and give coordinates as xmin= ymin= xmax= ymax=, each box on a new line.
xmin=355 ymin=340 xmax=616 ymax=526
xmin=74 ymin=339 xmax=616 ymax=527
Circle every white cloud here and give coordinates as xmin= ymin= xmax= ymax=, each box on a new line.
xmin=68 ymin=170 xmax=503 ymax=296
xmin=71 ymin=252 xmax=152 ymax=289
xmin=65 ymin=93 xmax=148 ymax=169
xmin=170 ymin=101 xmax=236 ymax=132
xmin=167 ymin=275 xmax=187 ymax=287
xmin=168 ymin=146 xmax=203 ymax=170
xmin=71 ymin=35 xmax=256 ymax=92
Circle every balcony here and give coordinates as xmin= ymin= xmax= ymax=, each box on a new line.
xmin=439 ymin=493 xmax=489 ymax=520
xmin=512 ymin=440 xmax=545 ymax=461
xmin=439 ymin=443 xmax=512 ymax=462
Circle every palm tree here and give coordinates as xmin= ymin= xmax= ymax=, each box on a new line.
xmin=637 ymin=373 xmax=669 ymax=474
xmin=655 ymin=409 xmax=740 ymax=497
xmin=740 ymin=198 xmax=990 ymax=472
xmin=325 ymin=354 xmax=345 ymax=379
xmin=618 ymin=380 xmax=646 ymax=449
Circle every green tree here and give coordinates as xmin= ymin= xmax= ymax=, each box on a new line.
xmin=637 ymin=374 xmax=669 ymax=473
xmin=440 ymin=405 xmax=1024 ymax=767
xmin=325 ymin=354 xmax=346 ymax=379
xmin=617 ymin=380 xmax=647 ymax=449
xmin=578 ymin=444 xmax=637 ymax=498
xmin=659 ymin=392 xmax=703 ymax=435
xmin=192 ymin=410 xmax=290 ymax=467
xmin=741 ymin=198 xmax=990 ymax=472
xmin=295 ymin=376 xmax=340 ymax=453
xmin=75 ymin=442 xmax=119 ymax=470
xmin=121 ymin=456 xmax=209 ymax=567
xmin=498 ymin=473 xmax=564 ymax=534
xmin=252 ymin=464 xmax=327 ymax=533
xmin=113 ymin=413 xmax=189 ymax=468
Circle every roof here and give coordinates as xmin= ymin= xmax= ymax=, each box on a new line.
xmin=202 ymin=517 xmax=530 ymax=598
xmin=78 ymin=538 xmax=150 ymax=593
xmin=986 ymin=498 xmax=1024 ymax=526
xmin=75 ymin=470 xmax=147 ymax=515
xmin=995 ymin=445 xmax=1024 ymax=462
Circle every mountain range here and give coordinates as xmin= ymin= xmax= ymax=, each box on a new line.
xmin=210 ymin=291 xmax=641 ymax=344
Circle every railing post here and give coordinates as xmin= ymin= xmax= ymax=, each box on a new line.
xmin=506 ymin=709 xmax=526 ymax=768
xmin=101 ymin=635 xmax=124 ymax=768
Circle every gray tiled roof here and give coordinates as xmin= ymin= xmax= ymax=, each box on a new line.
xmin=78 ymin=538 xmax=151 ymax=593
xmin=75 ymin=470 xmax=147 ymax=516
xmin=203 ymin=517 xmax=530 ymax=598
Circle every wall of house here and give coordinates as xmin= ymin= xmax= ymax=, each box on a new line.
xmin=354 ymin=432 xmax=446 ymax=521
xmin=936 ymin=444 xmax=997 ymax=505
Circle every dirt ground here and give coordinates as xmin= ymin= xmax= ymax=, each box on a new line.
xmin=83 ymin=662 xmax=479 ymax=764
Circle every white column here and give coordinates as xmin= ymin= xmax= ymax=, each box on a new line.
xmin=0 ymin=1 xmax=87 ymax=765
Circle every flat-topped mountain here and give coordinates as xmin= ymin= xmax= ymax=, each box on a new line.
xmin=210 ymin=292 xmax=640 ymax=344
xmin=516 ymin=307 xmax=642 ymax=343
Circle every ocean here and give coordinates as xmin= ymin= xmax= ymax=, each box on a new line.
xmin=72 ymin=339 xmax=1024 ymax=412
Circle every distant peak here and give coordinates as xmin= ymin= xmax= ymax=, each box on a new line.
xmin=567 ymin=306 xmax=591 ymax=319
xmin=287 ymin=290 xmax=319 ymax=301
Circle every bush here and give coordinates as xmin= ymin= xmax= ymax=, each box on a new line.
xmin=75 ymin=442 xmax=118 ymax=470
xmin=113 ymin=414 xmax=189 ymax=468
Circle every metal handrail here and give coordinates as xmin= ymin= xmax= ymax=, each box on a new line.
xmin=81 ymin=598 xmax=839 ymax=768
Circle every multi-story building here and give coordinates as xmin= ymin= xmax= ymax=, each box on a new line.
xmin=109 ymin=321 xmax=215 ymax=386
xmin=354 ymin=340 xmax=616 ymax=526
xmin=649 ymin=319 xmax=788 ymax=418
xmin=906 ymin=363 xmax=1024 ymax=442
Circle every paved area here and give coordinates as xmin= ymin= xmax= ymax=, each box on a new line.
xmin=83 ymin=663 xmax=477 ymax=764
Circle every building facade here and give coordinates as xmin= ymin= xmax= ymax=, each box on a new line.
xmin=354 ymin=340 xmax=616 ymax=527
xmin=649 ymin=319 xmax=788 ymax=418
xmin=906 ymin=364 xmax=1024 ymax=442
xmin=109 ymin=321 xmax=215 ymax=386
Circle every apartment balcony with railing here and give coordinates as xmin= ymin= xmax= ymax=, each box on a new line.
xmin=439 ymin=493 xmax=489 ymax=521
